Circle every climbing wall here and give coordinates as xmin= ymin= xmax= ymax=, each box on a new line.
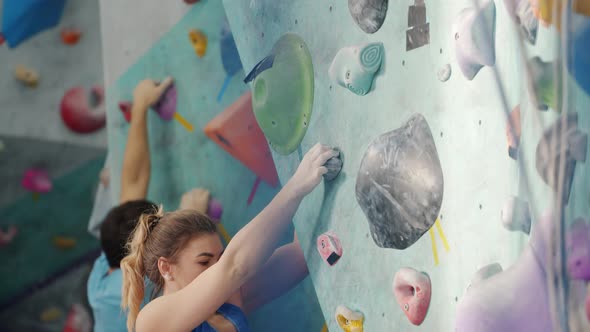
xmin=104 ymin=1 xmax=324 ymax=331
xmin=0 ymin=0 xmax=106 ymax=148
xmin=223 ymin=0 xmax=590 ymax=331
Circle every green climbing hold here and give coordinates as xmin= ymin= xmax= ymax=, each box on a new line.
xmin=250 ymin=33 xmax=314 ymax=155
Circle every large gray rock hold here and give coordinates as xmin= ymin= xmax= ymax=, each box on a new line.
xmin=355 ymin=114 xmax=444 ymax=249
xmin=536 ymin=112 xmax=587 ymax=204
xmin=349 ymin=0 xmax=389 ymax=34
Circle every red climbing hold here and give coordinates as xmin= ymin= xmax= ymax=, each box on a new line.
xmin=61 ymin=28 xmax=82 ymax=45
xmin=60 ymin=86 xmax=106 ymax=134
xmin=119 ymin=101 xmax=132 ymax=123
xmin=0 ymin=34 xmax=5 ymax=45
xmin=204 ymin=91 xmax=279 ymax=187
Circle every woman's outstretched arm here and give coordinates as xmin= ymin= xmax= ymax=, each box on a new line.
xmin=135 ymin=144 xmax=337 ymax=332
xmin=240 ymin=232 xmax=309 ymax=314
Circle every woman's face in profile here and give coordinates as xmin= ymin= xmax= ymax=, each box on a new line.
xmin=170 ymin=233 xmax=225 ymax=289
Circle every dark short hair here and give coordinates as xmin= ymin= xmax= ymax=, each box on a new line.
xmin=100 ymin=200 xmax=157 ymax=268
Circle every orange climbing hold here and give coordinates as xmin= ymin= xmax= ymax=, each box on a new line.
xmin=204 ymin=92 xmax=279 ymax=187
xmin=53 ymin=236 xmax=76 ymax=250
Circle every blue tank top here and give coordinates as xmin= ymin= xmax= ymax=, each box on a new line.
xmin=192 ymin=303 xmax=250 ymax=332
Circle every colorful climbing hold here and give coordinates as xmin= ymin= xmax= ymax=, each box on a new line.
xmin=63 ymin=303 xmax=92 ymax=332
xmin=247 ymin=33 xmax=314 ymax=155
xmin=452 ymin=0 xmax=496 ymax=80
xmin=529 ymin=0 xmax=590 ymax=29
xmin=437 ymin=64 xmax=452 ymax=82
xmin=60 ymin=27 xmax=82 ymax=45
xmin=53 ymin=236 xmax=77 ymax=250
xmin=22 ymin=169 xmax=52 ymax=199
xmin=40 ymin=306 xmax=63 ymax=322
xmin=317 ymin=232 xmax=343 ymax=266
xmin=455 ymin=212 xmax=554 ymax=332
xmin=527 ymin=57 xmax=557 ymax=111
xmin=329 ymin=42 xmax=384 ymax=96
xmin=14 ymin=64 xmax=39 ymax=87
xmin=217 ymin=25 xmax=243 ymax=102
xmin=348 ymin=0 xmax=389 ymax=34
xmin=156 ymin=82 xmax=194 ymax=132
xmin=204 ymin=91 xmax=279 ymax=187
xmin=335 ymin=306 xmax=364 ymax=332
xmin=504 ymin=0 xmax=538 ymax=44
xmin=60 ymin=85 xmax=106 ymax=134
xmin=119 ymin=101 xmax=132 ymax=122
xmin=570 ymin=23 xmax=590 ymax=97
xmin=406 ymin=1 xmax=430 ymax=51
xmin=506 ymin=105 xmax=522 ymax=160
xmin=393 ymin=267 xmax=432 ymax=326
xmin=566 ymin=218 xmax=590 ymax=281
xmin=501 ymin=196 xmax=531 ymax=234
xmin=324 ymin=150 xmax=343 ymax=181
xmin=189 ymin=29 xmax=207 ymax=58
xmin=355 ymin=114 xmax=444 ymax=250
xmin=207 ymin=198 xmax=223 ymax=220
xmin=0 ymin=225 xmax=17 ymax=246
xmin=536 ymin=113 xmax=587 ymax=204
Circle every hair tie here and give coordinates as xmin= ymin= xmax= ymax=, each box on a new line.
xmin=147 ymin=214 xmax=161 ymax=231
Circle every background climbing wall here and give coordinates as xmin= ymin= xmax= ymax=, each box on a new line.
xmin=0 ymin=0 xmax=106 ymax=148
xmin=0 ymin=0 xmax=107 ymax=330
xmin=103 ymin=1 xmax=325 ymax=331
xmin=223 ymin=0 xmax=590 ymax=331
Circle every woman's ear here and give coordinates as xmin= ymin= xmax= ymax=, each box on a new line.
xmin=157 ymin=257 xmax=173 ymax=280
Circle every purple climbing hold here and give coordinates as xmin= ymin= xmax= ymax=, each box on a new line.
xmin=567 ymin=218 xmax=590 ymax=281
xmin=154 ymin=83 xmax=177 ymax=121
xmin=207 ymin=198 xmax=223 ymax=221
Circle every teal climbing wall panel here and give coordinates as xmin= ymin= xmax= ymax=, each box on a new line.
xmin=223 ymin=0 xmax=590 ymax=331
xmin=104 ymin=1 xmax=325 ymax=331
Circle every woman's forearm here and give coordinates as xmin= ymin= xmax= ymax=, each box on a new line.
xmin=224 ymin=181 xmax=304 ymax=281
xmin=120 ymin=103 xmax=150 ymax=203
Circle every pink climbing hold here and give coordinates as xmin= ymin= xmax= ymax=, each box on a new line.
xmin=317 ymin=232 xmax=343 ymax=266
xmin=207 ymin=198 xmax=223 ymax=222
xmin=22 ymin=169 xmax=52 ymax=194
xmin=567 ymin=218 xmax=590 ymax=281
xmin=60 ymin=86 xmax=106 ymax=134
xmin=0 ymin=226 xmax=17 ymax=246
xmin=393 ymin=267 xmax=432 ymax=326
xmin=586 ymin=285 xmax=590 ymax=322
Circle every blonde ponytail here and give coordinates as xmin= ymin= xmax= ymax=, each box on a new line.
xmin=121 ymin=208 xmax=163 ymax=332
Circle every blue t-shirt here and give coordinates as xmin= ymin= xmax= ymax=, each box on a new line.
xmin=87 ymin=253 xmax=154 ymax=332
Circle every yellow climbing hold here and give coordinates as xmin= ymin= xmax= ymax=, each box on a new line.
xmin=189 ymin=29 xmax=208 ymax=58
xmin=335 ymin=306 xmax=364 ymax=332
xmin=530 ymin=0 xmax=590 ymax=29
xmin=40 ymin=306 xmax=63 ymax=322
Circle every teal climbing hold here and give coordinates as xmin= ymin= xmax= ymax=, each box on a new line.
xmin=329 ymin=42 xmax=384 ymax=96
xmin=248 ymin=33 xmax=314 ymax=155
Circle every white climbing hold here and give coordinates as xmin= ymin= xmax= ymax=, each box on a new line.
xmin=452 ymin=0 xmax=496 ymax=80
xmin=438 ymin=64 xmax=452 ymax=82
xmin=501 ymin=196 xmax=532 ymax=234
